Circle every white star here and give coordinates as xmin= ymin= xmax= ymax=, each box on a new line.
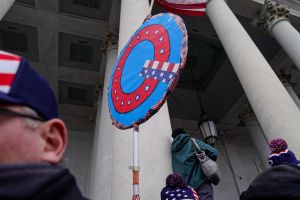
xmin=160 ymin=49 xmax=164 ymax=54
xmin=129 ymin=44 xmax=132 ymax=48
xmin=146 ymin=31 xmax=150 ymax=35
xmin=162 ymin=79 xmax=166 ymax=83
xmin=145 ymin=69 xmax=148 ymax=73
xmin=114 ymin=89 xmax=117 ymax=94
xmin=135 ymin=95 xmax=140 ymax=101
xmin=139 ymin=73 xmax=142 ymax=77
xmin=166 ymin=191 xmax=169 ymax=194
xmin=152 ymin=71 xmax=155 ymax=75
xmin=146 ymin=75 xmax=149 ymax=78
xmin=154 ymin=76 xmax=157 ymax=80
xmin=114 ymin=78 xmax=118 ymax=83
xmin=145 ymin=85 xmax=150 ymax=91
xmin=169 ymin=74 xmax=173 ymax=79
xmin=155 ymin=30 xmax=159 ymax=35
xmin=127 ymin=100 xmax=131 ymax=105
xmin=170 ymin=194 xmax=174 ymax=196
xmin=137 ymin=35 xmax=140 ymax=40
xmin=116 ymin=96 xmax=119 ymax=101
xmin=160 ymin=72 xmax=164 ymax=77
xmin=159 ymin=36 xmax=163 ymax=42
xmin=121 ymin=101 xmax=124 ymax=106
xmin=176 ymin=189 xmax=180 ymax=192
xmin=172 ymin=198 xmax=176 ymax=200
xmin=184 ymin=195 xmax=188 ymax=197
xmin=177 ymin=194 xmax=181 ymax=197
xmin=117 ymin=67 xmax=120 ymax=71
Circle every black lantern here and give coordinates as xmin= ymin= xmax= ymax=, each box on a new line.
xmin=197 ymin=114 xmax=218 ymax=146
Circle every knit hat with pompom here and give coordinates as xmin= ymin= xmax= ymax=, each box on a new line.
xmin=269 ymin=138 xmax=288 ymax=153
xmin=268 ymin=138 xmax=300 ymax=167
xmin=161 ymin=173 xmax=199 ymax=200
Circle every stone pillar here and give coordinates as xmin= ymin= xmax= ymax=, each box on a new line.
xmin=0 ymin=0 xmax=15 ymax=19
xmin=87 ymin=0 xmax=120 ymax=198
xmin=284 ymin=82 xmax=300 ymax=108
xmin=88 ymin=33 xmax=118 ymax=200
xmin=112 ymin=0 xmax=173 ymax=199
xmin=239 ymin=105 xmax=270 ymax=170
xmin=255 ymin=0 xmax=300 ymax=71
xmin=277 ymin=69 xmax=300 ymax=109
xmin=206 ymin=0 xmax=300 ymax=154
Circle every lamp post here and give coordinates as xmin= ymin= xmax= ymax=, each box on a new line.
xmin=188 ymin=62 xmax=218 ymax=146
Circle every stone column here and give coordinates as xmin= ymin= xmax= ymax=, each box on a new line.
xmin=239 ymin=105 xmax=270 ymax=170
xmin=88 ymin=33 xmax=118 ymax=200
xmin=87 ymin=0 xmax=120 ymax=198
xmin=112 ymin=0 xmax=173 ymax=199
xmin=284 ymin=82 xmax=300 ymax=108
xmin=206 ymin=0 xmax=300 ymax=154
xmin=277 ymin=69 xmax=300 ymax=109
xmin=255 ymin=0 xmax=300 ymax=71
xmin=0 ymin=0 xmax=15 ymax=19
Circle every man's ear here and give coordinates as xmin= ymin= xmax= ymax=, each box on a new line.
xmin=39 ymin=119 xmax=68 ymax=164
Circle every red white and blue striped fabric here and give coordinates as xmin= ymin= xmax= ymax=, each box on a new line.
xmin=191 ymin=187 xmax=199 ymax=200
xmin=132 ymin=195 xmax=140 ymax=200
xmin=0 ymin=51 xmax=21 ymax=94
xmin=140 ymin=60 xmax=180 ymax=84
xmin=155 ymin=0 xmax=207 ymax=16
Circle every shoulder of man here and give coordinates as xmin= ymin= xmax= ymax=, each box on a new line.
xmin=241 ymin=164 xmax=300 ymax=200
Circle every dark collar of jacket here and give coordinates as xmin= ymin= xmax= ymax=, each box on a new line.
xmin=0 ymin=163 xmax=89 ymax=200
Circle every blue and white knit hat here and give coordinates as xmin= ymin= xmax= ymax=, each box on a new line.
xmin=268 ymin=138 xmax=300 ymax=166
xmin=161 ymin=173 xmax=199 ymax=200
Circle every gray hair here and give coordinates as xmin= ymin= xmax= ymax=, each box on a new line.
xmin=21 ymin=106 xmax=43 ymax=129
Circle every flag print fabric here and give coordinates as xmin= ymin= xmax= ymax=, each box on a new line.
xmin=140 ymin=60 xmax=179 ymax=84
xmin=132 ymin=195 xmax=140 ymax=200
xmin=107 ymin=13 xmax=188 ymax=129
xmin=155 ymin=0 xmax=207 ymax=16
xmin=0 ymin=51 xmax=20 ymax=94
xmin=161 ymin=187 xmax=199 ymax=200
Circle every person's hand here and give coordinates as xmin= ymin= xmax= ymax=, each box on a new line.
xmin=197 ymin=151 xmax=206 ymax=160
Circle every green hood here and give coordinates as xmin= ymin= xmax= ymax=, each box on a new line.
xmin=172 ymin=134 xmax=192 ymax=152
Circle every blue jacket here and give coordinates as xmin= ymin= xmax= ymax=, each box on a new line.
xmin=171 ymin=134 xmax=218 ymax=190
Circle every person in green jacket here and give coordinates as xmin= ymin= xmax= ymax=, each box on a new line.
xmin=171 ymin=128 xmax=218 ymax=200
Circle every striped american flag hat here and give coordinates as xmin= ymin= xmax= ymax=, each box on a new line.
xmin=161 ymin=173 xmax=199 ymax=200
xmin=0 ymin=50 xmax=58 ymax=120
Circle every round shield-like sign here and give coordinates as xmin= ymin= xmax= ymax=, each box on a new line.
xmin=108 ymin=13 xmax=188 ymax=129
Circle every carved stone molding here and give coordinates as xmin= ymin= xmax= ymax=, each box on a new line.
xmin=274 ymin=0 xmax=300 ymax=17
xmin=276 ymin=68 xmax=293 ymax=84
xmin=102 ymin=30 xmax=118 ymax=55
xmin=238 ymin=104 xmax=256 ymax=123
xmin=255 ymin=0 xmax=290 ymax=33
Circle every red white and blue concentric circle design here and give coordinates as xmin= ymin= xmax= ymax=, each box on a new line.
xmin=108 ymin=13 xmax=188 ymax=129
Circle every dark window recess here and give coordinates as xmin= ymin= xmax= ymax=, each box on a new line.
xmin=0 ymin=31 xmax=28 ymax=52
xmin=73 ymin=0 xmax=101 ymax=9
xmin=59 ymin=81 xmax=95 ymax=107
xmin=70 ymin=43 xmax=93 ymax=64
xmin=68 ymin=87 xmax=87 ymax=101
